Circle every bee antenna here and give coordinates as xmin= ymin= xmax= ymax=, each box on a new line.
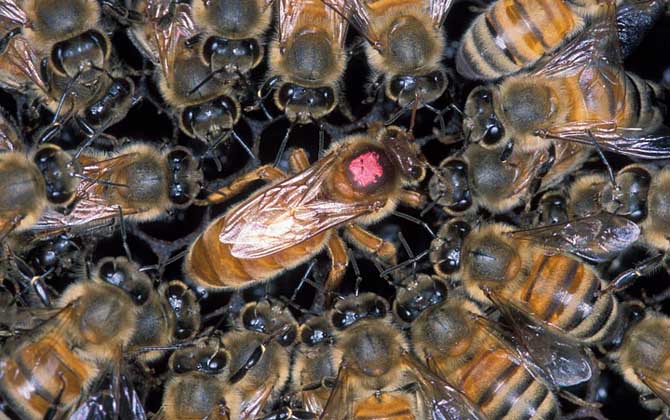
xmin=347 ymin=247 xmax=363 ymax=296
xmin=397 ymin=231 xmax=418 ymax=281
xmin=274 ymin=120 xmax=295 ymax=168
xmin=187 ymin=67 xmax=228 ymax=97
xmin=46 ymin=68 xmax=86 ymax=135
xmin=117 ymin=207 xmax=133 ymax=262
xmin=139 ymin=248 xmax=188 ymax=273
xmin=379 ymin=249 xmax=430 ymax=278
xmin=392 ymin=210 xmax=435 ymax=238
xmin=231 ymin=130 xmax=259 ymax=164
xmin=73 ymin=173 xmax=130 ymax=189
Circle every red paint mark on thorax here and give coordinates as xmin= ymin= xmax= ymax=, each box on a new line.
xmin=349 ymin=151 xmax=384 ymax=187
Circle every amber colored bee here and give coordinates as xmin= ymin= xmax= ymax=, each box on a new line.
xmin=185 ymin=125 xmax=425 ymax=291
xmin=157 ymin=334 xmax=231 ymax=420
xmin=0 ymin=144 xmax=80 ymax=238
xmin=192 ymin=0 xmax=274 ymax=84
xmin=317 ymin=292 xmax=485 ymax=419
xmin=427 ymin=141 xmax=589 ymax=216
xmin=429 ymin=218 xmax=640 ymax=351
xmin=395 ymin=276 xmax=562 ymax=419
xmin=463 ymin=2 xmax=670 ymax=161
xmin=617 ymin=312 xmax=670 ymax=416
xmin=0 ymin=256 xmax=151 ymax=420
xmin=221 ymin=300 xmax=298 ymax=419
xmin=29 ymin=143 xmax=202 ymax=235
xmin=324 ymin=0 xmax=452 ymax=111
xmin=456 ymin=0 xmax=667 ymax=81
xmin=0 ymin=0 xmax=136 ymax=141
xmin=261 ymin=0 xmax=348 ymax=129
xmin=125 ymin=1 xmax=246 ymax=158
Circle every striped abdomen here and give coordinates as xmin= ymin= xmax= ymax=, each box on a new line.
xmin=620 ymin=72 xmax=667 ymax=131
xmin=185 ymin=214 xmax=330 ymax=288
xmin=457 ymin=0 xmax=580 ymax=80
xmin=0 ymin=333 xmax=96 ymax=420
xmin=439 ymin=336 xmax=559 ymax=420
xmin=511 ymin=254 xmax=620 ymax=344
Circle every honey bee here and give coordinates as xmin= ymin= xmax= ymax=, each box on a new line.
xmin=318 ymin=292 xmax=485 ymax=419
xmin=121 ymin=263 xmax=201 ymax=362
xmin=617 ymin=312 xmax=670 ymax=416
xmin=157 ymin=334 xmax=231 ymax=420
xmin=323 ymin=0 xmax=453 ymax=112
xmin=29 ymin=143 xmax=203 ymax=236
xmin=457 ymin=0 xmax=667 ymax=81
xmin=0 ymin=256 xmax=151 ymax=420
xmin=185 ymin=125 xmax=425 ymax=291
xmin=427 ymin=141 xmax=589 ymax=216
xmin=192 ymin=0 xmax=274 ymax=84
xmin=124 ymin=1 xmax=251 ymax=161
xmin=289 ymin=316 xmax=338 ymax=416
xmin=395 ymin=276 xmax=563 ymax=419
xmin=264 ymin=0 xmax=348 ymax=129
xmin=561 ymin=164 xmax=670 ymax=292
xmin=463 ymin=1 xmax=670 ymax=161
xmin=429 ymin=218 xmax=639 ymax=354
xmin=0 ymin=143 xmax=80 ymax=239
xmin=0 ymin=0 xmax=136 ymax=141
xmin=221 ymin=300 xmax=298 ymax=419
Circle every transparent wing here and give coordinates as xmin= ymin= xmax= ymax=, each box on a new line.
xmin=69 ymin=373 xmax=147 ymax=420
xmin=481 ymin=287 xmax=593 ymax=388
xmin=322 ymin=0 xmax=380 ymax=47
xmin=635 ymin=368 xmax=670 ymax=407
xmin=319 ymin=363 xmax=353 ymax=420
xmin=0 ymin=35 xmax=48 ymax=94
xmin=220 ymin=153 xmax=383 ymax=259
xmin=430 ymin=0 xmax=456 ymax=28
xmin=401 ymin=352 xmax=488 ymax=420
xmin=278 ymin=0 xmax=303 ymax=48
xmin=239 ymin=384 xmax=274 ymax=420
xmin=507 ymin=213 xmax=640 ymax=263
xmin=0 ymin=0 xmax=27 ymax=31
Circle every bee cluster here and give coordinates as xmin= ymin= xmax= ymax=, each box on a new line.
xmin=0 ymin=0 xmax=669 ymax=419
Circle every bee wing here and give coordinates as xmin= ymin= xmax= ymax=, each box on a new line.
xmin=481 ymin=287 xmax=593 ymax=388
xmin=146 ymin=0 xmax=195 ymax=85
xmin=507 ymin=213 xmax=639 ymax=263
xmin=430 ymin=0 xmax=456 ymax=28
xmin=277 ymin=0 xmax=302 ymax=48
xmin=0 ymin=0 xmax=28 ymax=30
xmin=635 ymin=368 xmax=670 ymax=407
xmin=540 ymin=123 xmax=670 ymax=160
xmin=400 ymin=352 xmax=488 ymax=420
xmin=69 ymin=372 xmax=147 ymax=420
xmin=239 ymin=383 xmax=274 ymax=420
xmin=220 ymin=153 xmax=382 ymax=259
xmin=325 ymin=0 xmax=349 ymax=47
xmin=319 ymin=363 xmax=354 ymax=420
xmin=322 ymin=0 xmax=380 ymax=47
xmin=0 ymin=35 xmax=48 ymax=94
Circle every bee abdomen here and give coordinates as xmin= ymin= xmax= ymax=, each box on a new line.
xmin=457 ymin=0 xmax=578 ymax=80
xmin=623 ymin=72 xmax=666 ymax=130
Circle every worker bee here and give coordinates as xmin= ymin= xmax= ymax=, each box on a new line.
xmin=616 ymin=312 xmax=670 ymax=416
xmin=427 ymin=141 xmax=589 ymax=216
xmin=0 ymin=0 xmax=136 ymax=142
xmin=124 ymin=1 xmax=251 ymax=162
xmin=157 ymin=334 xmax=231 ymax=420
xmin=323 ymin=0 xmax=453 ymax=112
xmin=123 ymin=264 xmax=201 ymax=362
xmin=457 ymin=0 xmax=667 ymax=81
xmin=429 ymin=218 xmax=640 ymax=352
xmin=192 ymin=0 xmax=274 ymax=84
xmin=221 ymin=300 xmax=298 ymax=419
xmin=559 ymin=164 xmax=670 ymax=292
xmin=185 ymin=125 xmax=425 ymax=291
xmin=0 ymin=143 xmax=80 ymax=239
xmin=289 ymin=316 xmax=338 ymax=416
xmin=395 ymin=276 xmax=563 ymax=419
xmin=266 ymin=0 xmax=349 ymax=126
xmin=0 ymin=256 xmax=150 ymax=420
xmin=463 ymin=1 xmax=670 ymax=161
xmin=29 ymin=143 xmax=203 ymax=236
xmin=317 ymin=292 xmax=485 ymax=419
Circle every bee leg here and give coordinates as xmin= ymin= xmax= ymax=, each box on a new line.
xmin=398 ymin=190 xmax=427 ymax=209
xmin=201 ymin=165 xmax=286 ymax=204
xmin=525 ymin=144 xmax=556 ymax=211
xmin=288 ymin=148 xmax=311 ymax=172
xmin=325 ymin=235 xmax=349 ymax=292
xmin=602 ymin=253 xmax=664 ymax=294
xmin=101 ymin=0 xmax=144 ymax=24
xmin=275 ymin=121 xmax=297 ymax=167
xmin=345 ymin=224 xmax=398 ymax=265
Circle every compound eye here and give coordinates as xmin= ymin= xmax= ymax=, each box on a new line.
xmin=200 ymin=351 xmax=228 ymax=373
xmin=241 ymin=304 xmax=266 ymax=333
xmin=482 ymin=117 xmax=505 ymax=145
xmin=277 ymin=325 xmax=297 ymax=346
xmin=169 ymin=181 xmax=190 ymax=206
xmin=388 ymin=75 xmax=416 ymax=100
xmin=368 ymin=297 xmax=387 ymax=318
xmin=99 ymin=260 xmax=125 ymax=286
xmin=175 ymin=321 xmax=195 ymax=340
